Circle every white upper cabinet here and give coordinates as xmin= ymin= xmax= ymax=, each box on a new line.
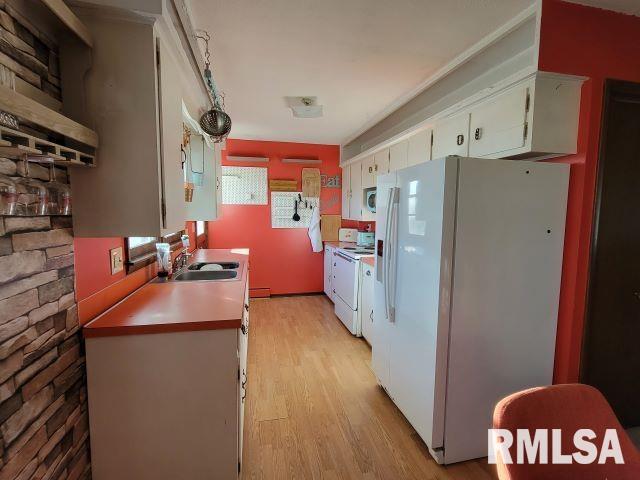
xmin=469 ymin=84 xmax=529 ymax=158
xmin=341 ymin=164 xmax=351 ymax=219
xmin=349 ymin=161 xmax=362 ymax=220
xmin=185 ymin=134 xmax=221 ymax=221
xmin=68 ymin=11 xmax=211 ymax=236
xmin=361 ymin=155 xmax=375 ymax=189
xmin=432 ymin=112 xmax=470 ymax=160
xmin=389 ymin=140 xmax=408 ymax=172
xmin=407 ymin=129 xmax=432 ymax=167
xmin=374 ymin=148 xmax=390 ymax=176
xmin=157 ymin=34 xmax=185 ymax=234
xmin=339 ymin=72 xmax=583 ymax=220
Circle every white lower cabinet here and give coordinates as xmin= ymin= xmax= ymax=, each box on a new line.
xmin=360 ymin=262 xmax=375 ymax=345
xmin=324 ymin=244 xmax=336 ymax=301
xmin=86 ymin=282 xmax=250 ymax=480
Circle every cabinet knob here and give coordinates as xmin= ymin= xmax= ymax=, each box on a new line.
xmin=368 ymin=166 xmax=373 ymax=173
xmin=456 ymin=134 xmax=465 ymax=146
xmin=474 ymin=128 xmax=482 ymax=140
xmin=366 ymin=270 xmax=371 ymax=276
xmin=374 ymin=164 xmax=378 ymax=172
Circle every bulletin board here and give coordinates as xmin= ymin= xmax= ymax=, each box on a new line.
xmin=221 ymin=166 xmax=268 ymax=205
xmin=271 ymin=191 xmax=319 ymax=228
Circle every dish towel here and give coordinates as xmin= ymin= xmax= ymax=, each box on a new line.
xmin=308 ymin=205 xmax=323 ymax=252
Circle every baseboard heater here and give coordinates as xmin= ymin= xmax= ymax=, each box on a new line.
xmin=249 ymin=288 xmax=271 ymax=298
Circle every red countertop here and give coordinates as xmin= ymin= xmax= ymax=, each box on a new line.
xmin=361 ymin=257 xmax=375 ymax=267
xmin=83 ymin=249 xmax=249 ymax=338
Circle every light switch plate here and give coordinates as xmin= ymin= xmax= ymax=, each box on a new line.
xmin=110 ymin=247 xmax=124 ymax=275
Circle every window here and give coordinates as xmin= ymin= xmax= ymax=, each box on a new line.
xmin=125 ymin=231 xmax=185 ymax=273
xmin=127 ymin=237 xmax=156 ymax=249
xmin=196 ymin=221 xmax=205 ymax=237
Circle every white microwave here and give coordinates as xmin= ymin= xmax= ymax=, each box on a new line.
xmin=365 ymin=189 xmax=376 ymax=213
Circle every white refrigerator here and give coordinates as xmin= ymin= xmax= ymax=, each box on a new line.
xmin=372 ymin=156 xmax=569 ymax=464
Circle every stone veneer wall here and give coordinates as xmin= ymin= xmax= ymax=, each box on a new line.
xmin=0 ymin=3 xmax=90 ymax=479
xmin=0 ymin=164 xmax=90 ymax=480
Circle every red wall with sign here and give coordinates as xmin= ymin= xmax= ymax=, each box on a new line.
xmin=539 ymin=0 xmax=640 ymax=382
xmin=207 ymin=139 xmax=341 ymax=295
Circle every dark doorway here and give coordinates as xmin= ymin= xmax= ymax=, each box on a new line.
xmin=582 ymin=79 xmax=640 ymax=427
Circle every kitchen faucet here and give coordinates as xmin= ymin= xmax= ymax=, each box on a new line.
xmin=172 ymin=234 xmax=192 ymax=272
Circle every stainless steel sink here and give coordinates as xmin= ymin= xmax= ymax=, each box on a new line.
xmin=173 ymin=270 xmax=238 ymax=281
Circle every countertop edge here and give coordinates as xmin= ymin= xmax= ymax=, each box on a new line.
xmin=84 ymin=318 xmax=243 ymax=339
xmin=83 ymin=249 xmax=249 ymax=339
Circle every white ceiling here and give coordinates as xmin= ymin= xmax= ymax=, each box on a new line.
xmin=188 ymin=0 xmax=534 ymax=145
xmin=565 ymin=0 xmax=640 ymax=17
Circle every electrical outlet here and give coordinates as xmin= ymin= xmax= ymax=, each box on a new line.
xmin=110 ymin=247 xmax=124 ymax=275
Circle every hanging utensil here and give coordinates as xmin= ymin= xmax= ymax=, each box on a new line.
xmin=196 ymin=31 xmax=232 ymax=142
xmin=292 ymin=199 xmax=301 ymax=222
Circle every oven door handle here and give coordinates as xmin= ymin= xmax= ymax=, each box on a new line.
xmin=334 ymin=251 xmax=355 ymax=263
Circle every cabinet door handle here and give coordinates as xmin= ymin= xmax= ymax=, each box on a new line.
xmin=374 ymin=164 xmax=378 ymax=172
xmin=366 ymin=270 xmax=371 ymax=276
xmin=474 ymin=128 xmax=482 ymax=141
xmin=370 ymin=310 xmax=374 ymax=322
xmin=368 ymin=166 xmax=373 ymax=173
xmin=456 ymin=134 xmax=465 ymax=146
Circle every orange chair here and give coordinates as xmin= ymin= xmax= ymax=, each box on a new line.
xmin=493 ymin=384 xmax=640 ymax=480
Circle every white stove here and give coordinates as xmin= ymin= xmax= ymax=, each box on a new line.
xmin=335 ymin=246 xmax=375 ymax=260
xmin=332 ymin=246 xmax=375 ymax=336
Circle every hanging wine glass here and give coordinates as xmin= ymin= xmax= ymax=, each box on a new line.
xmin=14 ymin=157 xmax=48 ymax=216
xmin=46 ymin=161 xmax=72 ymax=215
xmin=0 ymin=172 xmax=17 ymax=215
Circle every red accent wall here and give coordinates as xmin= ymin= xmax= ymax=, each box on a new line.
xmin=207 ymin=139 xmax=341 ymax=295
xmin=539 ymin=0 xmax=640 ymax=383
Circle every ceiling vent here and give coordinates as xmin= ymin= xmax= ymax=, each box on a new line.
xmin=286 ymin=96 xmax=323 ymax=118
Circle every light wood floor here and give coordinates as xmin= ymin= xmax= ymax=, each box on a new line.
xmin=241 ymin=295 xmax=498 ymax=480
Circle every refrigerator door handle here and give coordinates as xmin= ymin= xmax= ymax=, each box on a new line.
xmin=383 ymin=187 xmax=394 ymax=322
xmin=385 ymin=187 xmax=400 ymax=323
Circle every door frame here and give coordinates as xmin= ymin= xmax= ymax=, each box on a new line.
xmin=580 ymin=78 xmax=640 ymax=381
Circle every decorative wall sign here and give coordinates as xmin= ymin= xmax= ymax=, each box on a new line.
xmin=321 ymin=174 xmax=341 ymax=188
